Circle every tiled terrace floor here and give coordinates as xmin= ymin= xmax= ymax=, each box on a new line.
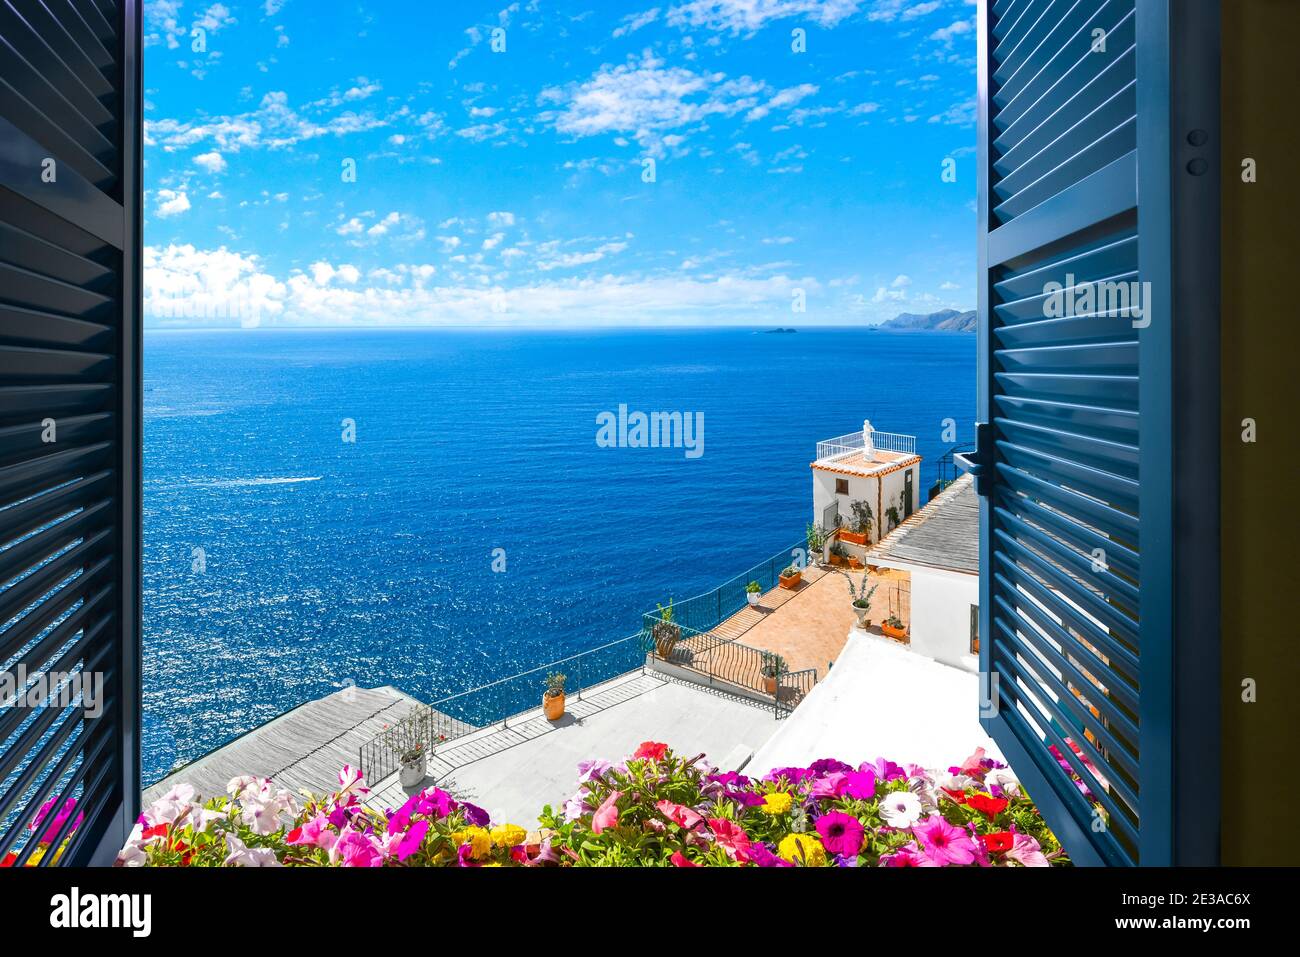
xmin=698 ymin=563 xmax=913 ymax=679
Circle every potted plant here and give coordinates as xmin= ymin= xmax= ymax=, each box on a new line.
xmin=850 ymin=581 xmax=878 ymax=628
xmin=882 ymin=615 xmax=908 ymax=640
xmin=778 ymin=565 xmax=801 ymax=590
xmin=805 ymin=522 xmax=826 ymax=565
xmin=385 ymin=709 xmax=430 ymax=789
xmin=839 ymin=500 xmax=873 ymax=545
xmin=652 ymin=599 xmax=682 ymax=659
xmin=543 ymin=671 xmax=566 ymax=720
xmin=828 ymin=542 xmax=849 ymax=567
xmin=759 ymin=652 xmax=787 ymax=695
xmin=746 ymin=581 xmax=762 ymax=606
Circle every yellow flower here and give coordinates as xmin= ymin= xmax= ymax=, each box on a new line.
xmin=761 ymin=792 xmax=794 ymax=816
xmin=778 ymin=833 xmax=827 ymax=867
xmin=454 ymin=826 xmax=492 ymax=860
xmin=491 ymin=824 xmax=527 ymax=848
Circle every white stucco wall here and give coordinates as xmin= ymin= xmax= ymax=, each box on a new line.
xmin=908 ymin=567 xmax=979 ymax=673
xmin=811 ymin=459 xmax=921 ymax=543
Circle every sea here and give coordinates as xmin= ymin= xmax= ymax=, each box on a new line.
xmin=141 ymin=327 xmax=975 ymax=784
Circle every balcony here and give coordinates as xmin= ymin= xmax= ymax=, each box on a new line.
xmin=813 ymin=430 xmax=918 ymax=476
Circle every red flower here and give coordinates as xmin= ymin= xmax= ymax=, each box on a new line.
xmin=941 ymin=787 xmax=967 ymax=804
xmin=634 ymin=741 xmax=669 ymax=761
xmin=979 ymin=831 xmax=1015 ymax=853
xmin=0 ymin=852 xmax=16 ymax=868
xmin=966 ymin=793 xmax=1010 ymax=819
xmin=670 ymin=851 xmax=697 ymax=867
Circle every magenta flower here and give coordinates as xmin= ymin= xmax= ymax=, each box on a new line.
xmin=809 ymin=758 xmax=854 ymax=775
xmin=749 ymin=842 xmax=793 ymax=868
xmin=393 ymin=819 xmax=428 ymax=862
xmin=862 ymin=757 xmax=906 ymax=781
xmin=880 ymin=841 xmax=929 ymax=867
xmin=815 ymin=811 xmax=865 ymax=857
xmin=912 ymin=815 xmax=978 ymax=866
xmin=841 ymin=769 xmax=877 ymax=800
xmin=415 ymin=787 xmax=457 ymax=818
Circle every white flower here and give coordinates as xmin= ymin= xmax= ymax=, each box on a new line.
xmin=986 ymin=768 xmax=1021 ymax=797
xmin=879 ymin=790 xmax=924 ymax=828
xmin=223 ymin=833 xmax=281 ymax=867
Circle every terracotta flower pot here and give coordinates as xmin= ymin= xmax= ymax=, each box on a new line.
xmin=543 ymin=691 xmax=565 ymax=720
xmin=848 ymin=557 xmax=864 ymax=570
xmin=762 ymin=675 xmax=778 ymax=694
xmin=839 ymin=529 xmax=868 ymax=546
xmin=829 ymin=554 xmax=848 ymax=567
xmin=779 ymin=570 xmax=802 ymax=590
xmin=881 ymin=622 xmax=908 ymax=641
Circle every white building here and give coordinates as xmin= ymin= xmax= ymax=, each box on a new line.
xmin=864 ymin=473 xmax=980 ymax=673
xmin=810 ymin=421 xmax=923 ymax=563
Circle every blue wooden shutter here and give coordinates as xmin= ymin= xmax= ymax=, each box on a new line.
xmin=0 ymin=0 xmax=141 ymax=865
xmin=973 ymin=0 xmax=1219 ymax=865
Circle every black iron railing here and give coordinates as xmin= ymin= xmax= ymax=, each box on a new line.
xmin=643 ymin=619 xmax=818 ymax=717
xmin=358 ymin=633 xmax=646 ymax=783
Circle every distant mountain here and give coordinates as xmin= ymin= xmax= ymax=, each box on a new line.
xmin=880 ymin=308 xmax=976 ymax=332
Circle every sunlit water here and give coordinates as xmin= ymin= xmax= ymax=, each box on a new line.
xmin=142 ymin=327 xmax=974 ymax=783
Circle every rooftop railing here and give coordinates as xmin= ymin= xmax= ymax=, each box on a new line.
xmin=815 ymin=429 xmax=917 ymax=463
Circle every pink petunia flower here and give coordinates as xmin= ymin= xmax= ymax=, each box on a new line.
xmin=655 ymin=800 xmax=704 ymax=830
xmin=591 ymin=790 xmax=622 ymax=834
xmin=912 ymin=815 xmax=978 ymax=866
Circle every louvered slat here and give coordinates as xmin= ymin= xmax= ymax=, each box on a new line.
xmin=1 ymin=0 xmax=138 ymax=866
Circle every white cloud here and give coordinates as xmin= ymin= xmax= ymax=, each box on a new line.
xmin=194 ymin=4 xmax=237 ymax=33
xmin=666 ymin=0 xmax=865 ymax=34
xmin=614 ymin=8 xmax=661 ymax=37
xmin=147 ymin=91 xmax=392 ymax=153
xmin=193 ymin=151 xmax=227 ymax=173
xmin=540 ymin=52 xmax=767 ymax=154
xmin=940 ymin=281 xmax=960 ymax=290
xmin=487 ymin=211 xmax=517 ymax=227
xmin=144 ymin=244 xmax=821 ymax=327
xmin=155 ymin=189 xmax=191 ymax=217
xmin=867 ymin=0 xmax=942 ymax=22
xmin=929 ymin=18 xmax=973 ymax=46
xmin=746 ymin=83 xmax=818 ymax=122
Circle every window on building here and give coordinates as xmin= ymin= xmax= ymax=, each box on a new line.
xmin=835 ymin=478 xmax=849 ymax=495
xmin=969 ymin=604 xmax=979 ymax=655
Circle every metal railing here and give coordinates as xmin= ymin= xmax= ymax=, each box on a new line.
xmin=646 ymin=539 xmax=808 ymax=639
xmin=815 ymin=429 xmax=917 ymax=463
xmin=643 ymin=619 xmax=817 ymax=717
xmin=359 ymin=633 xmax=646 ymax=783
xmin=931 ymin=443 xmax=976 ymax=500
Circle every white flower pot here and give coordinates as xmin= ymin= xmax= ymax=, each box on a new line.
xmin=747 ymin=592 xmax=760 ymax=607
xmin=399 ymin=753 xmax=426 ymax=789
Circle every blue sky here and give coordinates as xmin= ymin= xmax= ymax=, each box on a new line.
xmin=142 ymin=0 xmax=978 ymax=328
